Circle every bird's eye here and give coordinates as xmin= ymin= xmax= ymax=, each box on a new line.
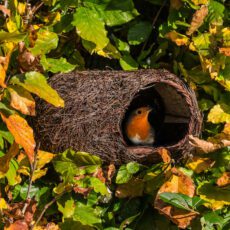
xmin=137 ymin=110 xmax=142 ymax=114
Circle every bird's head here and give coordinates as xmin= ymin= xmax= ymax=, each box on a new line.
xmin=130 ymin=106 xmax=152 ymax=121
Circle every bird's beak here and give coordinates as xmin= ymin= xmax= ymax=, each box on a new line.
xmin=147 ymin=108 xmax=152 ymax=114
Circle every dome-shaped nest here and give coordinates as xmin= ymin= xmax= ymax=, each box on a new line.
xmin=32 ymin=69 xmax=202 ymax=164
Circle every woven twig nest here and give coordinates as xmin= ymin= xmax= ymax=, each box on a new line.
xmin=32 ymin=69 xmax=202 ymax=164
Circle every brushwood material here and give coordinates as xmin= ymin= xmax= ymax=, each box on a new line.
xmin=32 ymin=69 xmax=202 ymax=164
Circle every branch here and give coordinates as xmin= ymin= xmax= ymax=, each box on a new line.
xmin=22 ymin=143 xmax=40 ymax=215
xmin=30 ymin=193 xmax=64 ymax=230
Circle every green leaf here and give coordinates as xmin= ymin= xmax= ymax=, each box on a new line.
xmin=207 ymin=0 xmax=225 ymax=24
xmin=208 ymin=104 xmax=230 ymax=123
xmin=0 ymin=31 xmax=26 ymax=43
xmin=112 ymin=36 xmax=130 ymax=52
xmin=201 ymin=212 xmax=225 ymax=230
xmin=116 ymin=165 xmax=132 ymax=184
xmin=10 ymin=71 xmax=64 ymax=107
xmin=53 ymin=149 xmax=101 ymax=181
xmin=119 ymin=54 xmax=138 ymax=70
xmin=73 ymin=202 xmax=102 ymax=227
xmin=57 ymin=194 xmax=75 ymax=219
xmin=197 ymin=182 xmax=230 ymax=210
xmin=88 ymin=177 xmax=109 ymax=196
xmin=72 ymin=7 xmax=109 ymax=50
xmin=0 ymin=151 xmax=19 ymax=186
xmin=126 ymin=162 xmax=140 ymax=174
xmin=84 ymin=0 xmax=139 ymax=26
xmin=191 ymin=33 xmax=211 ymax=56
xmin=128 ymin=21 xmax=152 ymax=45
xmin=159 ymin=192 xmax=192 ymax=211
xmin=60 ymin=220 xmax=95 ymax=230
xmin=29 ymin=29 xmax=58 ymax=56
xmin=40 ymin=56 xmax=77 ymax=73
xmin=198 ymin=99 xmax=214 ymax=111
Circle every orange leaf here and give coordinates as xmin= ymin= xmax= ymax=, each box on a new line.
xmin=0 ymin=5 xmax=10 ymax=16
xmin=154 ymin=168 xmax=196 ymax=229
xmin=8 ymin=85 xmax=36 ymax=116
xmin=165 ymin=31 xmax=189 ymax=46
xmin=219 ymin=47 xmax=230 ymax=56
xmin=157 ymin=148 xmax=171 ymax=163
xmin=186 ymin=5 xmax=208 ymax=36
xmin=0 ymin=49 xmax=12 ymax=88
xmin=4 ymin=220 xmax=28 ymax=230
xmin=216 ymin=172 xmax=230 ymax=187
xmin=0 ymin=142 xmax=19 ymax=174
xmin=1 ymin=113 xmax=35 ymax=163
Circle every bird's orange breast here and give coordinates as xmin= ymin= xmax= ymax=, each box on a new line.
xmin=126 ymin=115 xmax=152 ymax=141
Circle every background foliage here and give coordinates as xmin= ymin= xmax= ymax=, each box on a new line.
xmin=0 ymin=0 xmax=229 ymax=229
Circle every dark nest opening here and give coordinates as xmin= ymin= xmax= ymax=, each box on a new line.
xmin=121 ymin=83 xmax=190 ymax=147
xmin=32 ymin=69 xmax=202 ymax=165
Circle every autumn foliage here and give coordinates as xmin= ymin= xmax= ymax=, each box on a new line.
xmin=0 ymin=0 xmax=229 ymax=229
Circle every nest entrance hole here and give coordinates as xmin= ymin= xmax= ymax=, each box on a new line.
xmin=121 ymin=83 xmax=190 ymax=147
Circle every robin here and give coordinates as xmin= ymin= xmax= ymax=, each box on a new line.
xmin=125 ymin=106 xmax=155 ymax=145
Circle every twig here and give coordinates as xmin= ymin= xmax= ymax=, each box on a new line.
xmin=32 ymin=1 xmax=44 ymax=14
xmin=22 ymin=142 xmax=40 ymax=215
xmin=30 ymin=193 xmax=64 ymax=230
xmin=3 ymin=0 xmax=8 ymax=17
xmin=140 ymin=0 xmax=168 ymax=53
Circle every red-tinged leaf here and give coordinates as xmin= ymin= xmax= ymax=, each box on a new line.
xmin=4 ymin=220 xmax=28 ymax=230
xmin=0 ymin=142 xmax=19 ymax=174
xmin=107 ymin=163 xmax=116 ymax=183
xmin=1 ymin=113 xmax=35 ymax=163
xmin=154 ymin=168 xmax=196 ymax=229
xmin=0 ymin=5 xmax=10 ymax=16
xmin=186 ymin=5 xmax=208 ymax=36
xmin=17 ymin=42 xmax=42 ymax=73
xmin=157 ymin=148 xmax=171 ymax=163
xmin=216 ymin=172 xmax=230 ymax=187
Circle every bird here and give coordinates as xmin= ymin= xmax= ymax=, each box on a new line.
xmin=125 ymin=106 xmax=156 ymax=145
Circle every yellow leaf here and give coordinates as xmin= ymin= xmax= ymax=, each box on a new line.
xmin=165 ymin=31 xmax=189 ymax=46
xmin=0 ymin=142 xmax=19 ymax=175
xmin=197 ymin=182 xmax=230 ymax=210
xmin=222 ymin=27 xmax=230 ymax=47
xmin=8 ymin=85 xmax=36 ymax=116
xmin=1 ymin=113 xmax=35 ymax=163
xmin=186 ymin=156 xmax=215 ymax=173
xmin=191 ymin=0 xmax=209 ymax=5
xmin=0 ymin=198 xmax=8 ymax=210
xmin=208 ymin=104 xmax=230 ymax=123
xmin=6 ymin=18 xmax=18 ymax=33
xmin=17 ymin=2 xmax=26 ymax=15
xmin=17 ymin=150 xmax=55 ymax=181
xmin=36 ymin=150 xmax=55 ymax=169
xmin=33 ymin=168 xmax=48 ymax=182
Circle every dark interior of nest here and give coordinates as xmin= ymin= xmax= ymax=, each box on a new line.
xmin=121 ymin=83 xmax=191 ymax=148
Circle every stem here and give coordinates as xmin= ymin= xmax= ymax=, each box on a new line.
xmin=32 ymin=1 xmax=44 ymax=14
xmin=30 ymin=193 xmax=64 ymax=230
xmin=22 ymin=143 xmax=40 ymax=215
xmin=140 ymin=0 xmax=168 ymax=53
